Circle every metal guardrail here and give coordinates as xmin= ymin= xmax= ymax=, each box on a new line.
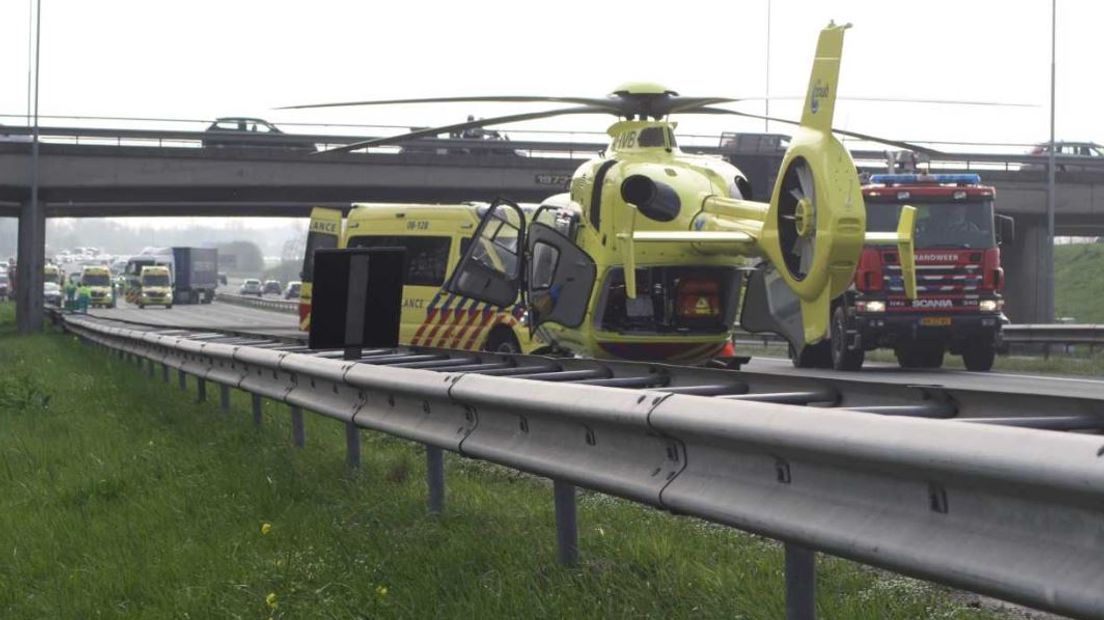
xmin=215 ymin=292 xmax=298 ymax=314
xmin=1003 ymin=324 xmax=1104 ymax=346
xmin=61 ymin=313 xmax=1104 ymax=619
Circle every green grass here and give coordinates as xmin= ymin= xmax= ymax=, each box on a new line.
xmin=1055 ymin=242 xmax=1104 ymax=324
xmin=0 ymin=301 xmax=1002 ymax=619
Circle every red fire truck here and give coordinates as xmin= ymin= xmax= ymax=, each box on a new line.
xmin=800 ymin=173 xmax=1014 ymax=371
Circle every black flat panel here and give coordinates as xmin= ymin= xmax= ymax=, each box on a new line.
xmin=309 ymin=248 xmax=405 ymax=350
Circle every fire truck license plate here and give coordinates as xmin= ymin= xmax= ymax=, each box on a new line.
xmin=921 ymin=317 xmax=952 ymax=326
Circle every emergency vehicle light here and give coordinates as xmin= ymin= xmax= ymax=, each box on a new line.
xmin=869 ymin=173 xmax=981 ymax=186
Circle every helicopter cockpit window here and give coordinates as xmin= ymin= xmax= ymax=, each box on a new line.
xmin=530 ymin=242 xmax=560 ymax=290
xmin=470 ymin=210 xmax=522 ymax=279
xmin=638 ymin=127 xmax=667 ymax=148
xmin=534 ymin=207 xmax=580 ymax=241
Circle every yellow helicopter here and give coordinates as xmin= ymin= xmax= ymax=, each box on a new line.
xmin=288 ymin=22 xmax=918 ymax=367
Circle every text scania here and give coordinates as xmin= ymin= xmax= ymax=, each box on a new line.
xmin=912 ymin=298 xmax=953 ymax=308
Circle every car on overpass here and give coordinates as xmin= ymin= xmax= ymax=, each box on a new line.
xmin=0 ymin=124 xmax=32 ymax=143
xmin=1024 ymin=141 xmax=1104 ymax=171
xmin=201 ymin=117 xmax=316 ymax=152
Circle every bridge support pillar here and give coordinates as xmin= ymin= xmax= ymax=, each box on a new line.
xmin=1001 ymin=217 xmax=1050 ymax=324
xmin=15 ymin=199 xmax=45 ymax=333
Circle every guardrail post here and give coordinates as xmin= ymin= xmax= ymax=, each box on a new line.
xmin=219 ymin=384 xmax=230 ymax=413
xmin=162 ymin=363 xmax=169 ymax=383
xmin=784 ymin=543 xmax=816 ymax=620
xmin=178 ymin=369 xmax=186 ymax=391
xmin=345 ymin=421 xmax=361 ymax=468
xmin=290 ymin=406 xmax=305 ymax=447
xmin=553 ymin=479 xmax=578 ymax=566
xmin=146 ymin=358 xmax=154 ymax=378
xmin=251 ymin=394 xmax=263 ymax=427
xmin=426 ymin=445 xmax=444 ymax=515
xmin=196 ymin=377 xmax=207 ymax=403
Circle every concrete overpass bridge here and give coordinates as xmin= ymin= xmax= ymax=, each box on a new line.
xmin=3 ymin=125 xmax=1102 ymax=328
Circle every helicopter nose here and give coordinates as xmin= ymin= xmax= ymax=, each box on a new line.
xmin=621 ymin=175 xmax=681 ymax=222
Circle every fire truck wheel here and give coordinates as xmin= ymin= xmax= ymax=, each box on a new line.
xmin=483 ymin=327 xmax=521 ymax=354
xmin=830 ymin=307 xmax=865 ymax=371
xmin=791 ymin=340 xmax=832 ymax=369
xmin=962 ymin=341 xmax=995 ymax=372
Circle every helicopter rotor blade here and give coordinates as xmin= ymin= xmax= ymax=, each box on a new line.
xmin=691 ymin=106 xmax=944 ymax=156
xmin=756 ymin=95 xmax=1037 ymax=108
xmin=667 ymin=97 xmax=744 ymax=114
xmin=316 ymin=106 xmax=607 ymax=154
xmin=278 ymin=95 xmax=620 ymax=112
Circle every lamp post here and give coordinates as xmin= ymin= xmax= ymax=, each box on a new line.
xmin=764 ymin=0 xmax=771 ymax=132
xmin=17 ymin=0 xmax=43 ymax=333
xmin=1045 ymin=0 xmax=1056 ymax=323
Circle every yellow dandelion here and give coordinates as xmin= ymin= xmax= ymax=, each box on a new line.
xmin=375 ymin=585 xmax=388 ymax=598
xmin=265 ymin=592 xmax=278 ymax=609
xmin=260 ymin=522 xmax=272 ymax=535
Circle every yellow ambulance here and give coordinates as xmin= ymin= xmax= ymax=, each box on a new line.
xmin=79 ymin=265 xmax=116 ymax=308
xmin=138 ymin=265 xmax=173 ymax=309
xmin=300 ymin=204 xmax=540 ymax=354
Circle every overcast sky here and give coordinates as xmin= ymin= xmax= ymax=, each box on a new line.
xmin=0 ymin=0 xmax=1099 ymax=232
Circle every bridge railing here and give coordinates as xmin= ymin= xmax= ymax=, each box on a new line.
xmin=61 ymin=313 xmax=1104 ymax=619
xmin=6 ymin=124 xmax=1104 ymax=174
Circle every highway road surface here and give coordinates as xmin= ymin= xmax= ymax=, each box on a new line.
xmin=86 ymin=300 xmax=1104 ymax=402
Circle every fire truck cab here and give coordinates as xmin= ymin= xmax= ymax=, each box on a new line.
xmin=827 ymin=173 xmax=1014 ymax=371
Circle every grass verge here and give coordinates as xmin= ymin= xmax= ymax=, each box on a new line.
xmin=0 ymin=302 xmax=1001 ymax=618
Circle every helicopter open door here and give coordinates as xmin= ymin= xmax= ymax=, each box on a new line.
xmin=445 ymin=200 xmax=526 ymax=307
xmin=526 ymin=222 xmax=596 ymax=329
xmin=446 ymin=201 xmax=598 ymax=332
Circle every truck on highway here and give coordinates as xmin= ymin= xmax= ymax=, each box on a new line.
xmin=801 ymin=173 xmax=1014 ymax=371
xmin=79 ymin=265 xmax=117 ymax=308
xmin=123 ymin=247 xmax=218 ymax=305
xmin=137 ymin=266 xmax=173 ymax=309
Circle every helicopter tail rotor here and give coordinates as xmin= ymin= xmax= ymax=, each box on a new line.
xmin=746 ymin=22 xmax=865 ymax=351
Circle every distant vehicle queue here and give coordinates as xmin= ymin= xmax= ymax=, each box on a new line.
xmin=1 ymin=246 xmax=220 ymax=311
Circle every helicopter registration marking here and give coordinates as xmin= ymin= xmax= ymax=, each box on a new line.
xmin=613 ymin=130 xmax=638 ymax=150
xmin=406 ymin=220 xmax=430 ymax=230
